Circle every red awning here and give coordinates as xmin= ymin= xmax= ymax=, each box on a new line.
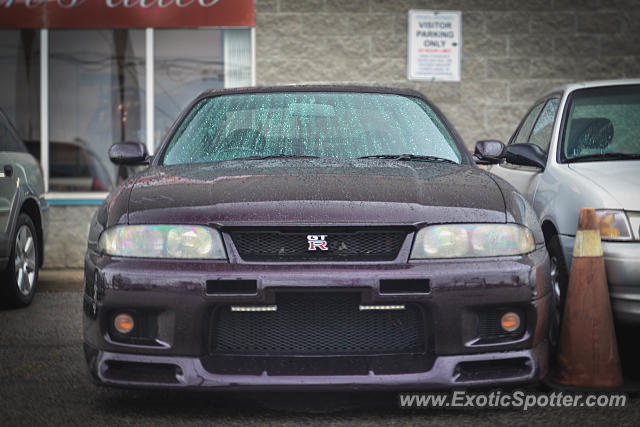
xmin=0 ymin=0 xmax=255 ymax=29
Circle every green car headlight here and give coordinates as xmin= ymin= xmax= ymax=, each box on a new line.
xmin=98 ymin=225 xmax=227 ymax=259
xmin=411 ymin=224 xmax=535 ymax=259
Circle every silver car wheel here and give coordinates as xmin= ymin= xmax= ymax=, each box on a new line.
xmin=14 ymin=224 xmax=37 ymax=296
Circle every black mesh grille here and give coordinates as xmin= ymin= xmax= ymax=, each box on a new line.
xmin=210 ymin=293 xmax=424 ymax=355
xmin=230 ymin=229 xmax=406 ymax=261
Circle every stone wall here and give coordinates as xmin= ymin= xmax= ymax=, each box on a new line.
xmin=43 ymin=206 xmax=96 ymax=269
xmin=256 ymin=0 xmax=640 ymax=147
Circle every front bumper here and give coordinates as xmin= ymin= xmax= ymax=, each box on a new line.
xmin=83 ymin=246 xmax=552 ymax=390
xmin=85 ymin=343 xmax=548 ymax=390
xmin=560 ymin=235 xmax=640 ymax=323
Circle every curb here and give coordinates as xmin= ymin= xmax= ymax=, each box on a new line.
xmin=38 ymin=269 xmax=84 ymax=292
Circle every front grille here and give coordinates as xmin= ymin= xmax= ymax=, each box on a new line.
xmin=201 ymin=354 xmax=434 ymax=376
xmin=230 ymin=228 xmax=407 ymax=261
xmin=210 ymin=293 xmax=424 ymax=355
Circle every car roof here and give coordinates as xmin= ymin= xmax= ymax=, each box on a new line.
xmin=539 ymin=79 xmax=640 ymax=98
xmin=195 ymin=84 xmax=430 ymax=101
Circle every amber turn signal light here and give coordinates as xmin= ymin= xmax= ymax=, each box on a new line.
xmin=599 ymin=213 xmax=620 ymax=238
xmin=501 ymin=312 xmax=521 ymax=332
xmin=114 ymin=313 xmax=134 ymax=334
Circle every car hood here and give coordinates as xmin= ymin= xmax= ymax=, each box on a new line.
xmin=568 ymin=160 xmax=640 ymax=210
xmin=122 ymin=158 xmax=507 ymax=227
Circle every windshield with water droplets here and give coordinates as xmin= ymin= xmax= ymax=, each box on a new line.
xmin=161 ymin=92 xmax=463 ymax=165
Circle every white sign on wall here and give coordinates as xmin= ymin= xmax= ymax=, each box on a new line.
xmin=407 ymin=10 xmax=461 ymax=82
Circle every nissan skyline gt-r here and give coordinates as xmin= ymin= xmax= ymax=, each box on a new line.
xmin=83 ymin=86 xmax=553 ymax=390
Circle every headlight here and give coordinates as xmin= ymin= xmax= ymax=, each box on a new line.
xmin=628 ymin=212 xmax=640 ymax=240
xmin=410 ymin=224 xmax=535 ymax=259
xmin=596 ymin=210 xmax=632 ymax=241
xmin=98 ymin=225 xmax=227 ymax=259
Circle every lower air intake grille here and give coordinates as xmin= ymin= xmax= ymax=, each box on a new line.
xmin=210 ymin=293 xmax=424 ymax=355
xmin=230 ymin=229 xmax=406 ymax=261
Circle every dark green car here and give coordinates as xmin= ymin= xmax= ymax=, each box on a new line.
xmin=0 ymin=110 xmax=48 ymax=307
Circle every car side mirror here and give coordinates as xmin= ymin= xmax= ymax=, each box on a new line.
xmin=109 ymin=142 xmax=150 ymax=165
xmin=474 ymin=140 xmax=505 ymax=165
xmin=504 ymin=143 xmax=546 ymax=169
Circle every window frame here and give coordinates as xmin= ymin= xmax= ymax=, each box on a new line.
xmin=508 ymin=92 xmax=563 ymax=149
xmin=527 ymin=97 xmax=560 ymax=153
xmin=38 ymin=26 xmax=255 ymax=203
xmin=508 ymin=102 xmax=545 ymax=146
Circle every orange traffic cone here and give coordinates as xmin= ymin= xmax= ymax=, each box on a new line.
xmin=553 ymin=207 xmax=623 ymax=388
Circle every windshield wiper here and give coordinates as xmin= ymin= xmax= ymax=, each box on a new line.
xmin=568 ymin=152 xmax=640 ymax=163
xmin=232 ymin=154 xmax=321 ymax=160
xmin=357 ymin=154 xmax=457 ymax=164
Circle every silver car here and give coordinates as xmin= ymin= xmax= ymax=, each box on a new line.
xmin=0 ymin=110 xmax=48 ymax=307
xmin=474 ymin=79 xmax=640 ymax=324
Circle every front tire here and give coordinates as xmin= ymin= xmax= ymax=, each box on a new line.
xmin=546 ymin=234 xmax=569 ymax=349
xmin=2 ymin=214 xmax=39 ymax=307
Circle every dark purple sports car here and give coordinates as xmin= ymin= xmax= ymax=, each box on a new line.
xmin=83 ymin=86 xmax=554 ymax=390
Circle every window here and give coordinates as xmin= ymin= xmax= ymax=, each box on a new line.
xmin=154 ymin=29 xmax=252 ymax=149
xmin=162 ymin=92 xmax=462 ymax=165
xmin=511 ymin=103 xmax=544 ymax=145
xmin=528 ymin=98 xmax=559 ymax=152
xmin=2 ymin=26 xmax=253 ymax=196
xmin=0 ymin=29 xmax=40 ymax=154
xmin=50 ymin=29 xmax=146 ymax=192
xmin=562 ymin=85 xmax=640 ymax=161
xmin=0 ymin=117 xmax=27 ymax=153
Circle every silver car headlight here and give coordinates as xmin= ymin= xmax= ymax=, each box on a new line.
xmin=98 ymin=225 xmax=227 ymax=259
xmin=628 ymin=212 xmax=640 ymax=240
xmin=596 ymin=210 xmax=633 ymax=241
xmin=410 ymin=224 xmax=535 ymax=259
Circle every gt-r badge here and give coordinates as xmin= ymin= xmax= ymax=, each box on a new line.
xmin=307 ymin=235 xmax=328 ymax=251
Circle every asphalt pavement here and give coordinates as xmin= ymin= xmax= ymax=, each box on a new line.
xmin=0 ymin=270 xmax=639 ymax=426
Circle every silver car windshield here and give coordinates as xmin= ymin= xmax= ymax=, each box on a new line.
xmin=563 ymin=85 xmax=640 ymax=162
xmin=161 ymin=92 xmax=462 ymax=165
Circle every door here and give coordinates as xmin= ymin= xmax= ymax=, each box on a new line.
xmin=489 ymin=98 xmax=560 ymax=201
xmin=0 ymin=115 xmax=21 ymax=235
